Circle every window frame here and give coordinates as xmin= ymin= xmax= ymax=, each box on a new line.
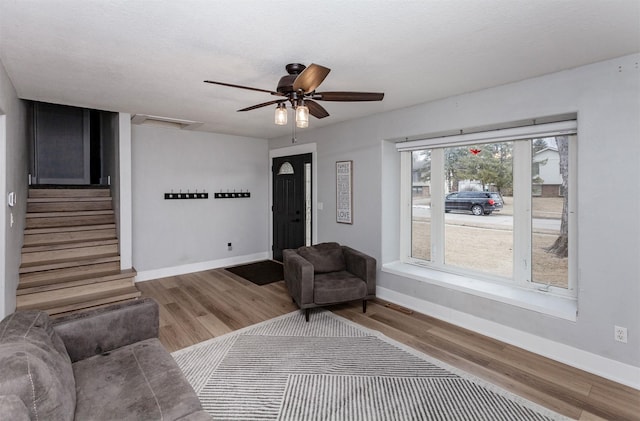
xmin=398 ymin=120 xmax=577 ymax=298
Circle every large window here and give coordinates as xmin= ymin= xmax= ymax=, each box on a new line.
xmin=400 ymin=121 xmax=576 ymax=296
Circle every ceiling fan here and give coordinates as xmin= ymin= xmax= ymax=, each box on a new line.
xmin=204 ymin=63 xmax=384 ymax=128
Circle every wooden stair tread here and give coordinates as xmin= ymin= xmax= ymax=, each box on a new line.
xmin=17 ymin=269 xmax=137 ymax=295
xmin=19 ymin=268 xmax=126 ymax=290
xmin=24 ymin=224 xmax=116 ymax=235
xmin=28 ymin=197 xmax=112 ymax=203
xmin=22 ymin=238 xmax=118 ymax=253
xmin=20 ymin=244 xmax=120 ymax=265
xmin=29 ymin=189 xmax=111 ymax=198
xmin=19 ymin=261 xmax=122 ymax=286
xmin=17 ymin=286 xmax=141 ymax=312
xmin=17 ymin=281 xmax=138 ymax=307
xmin=19 ymin=254 xmax=121 ymax=273
xmin=23 ymin=230 xmax=117 ymax=247
xmin=26 ymin=210 xmax=114 ymax=218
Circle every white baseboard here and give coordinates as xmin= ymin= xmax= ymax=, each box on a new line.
xmin=376 ymin=286 xmax=640 ymax=390
xmin=135 ymin=252 xmax=270 ymax=283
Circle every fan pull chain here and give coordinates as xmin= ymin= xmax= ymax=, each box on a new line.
xmin=291 ymin=108 xmax=297 ymax=143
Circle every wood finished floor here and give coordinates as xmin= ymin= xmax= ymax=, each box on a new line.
xmin=137 ymin=268 xmax=640 ymax=421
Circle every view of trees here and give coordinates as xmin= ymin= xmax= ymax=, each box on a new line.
xmin=412 ymin=136 xmax=570 ymax=261
xmin=444 ymin=143 xmax=513 ymax=193
xmin=547 ymin=136 xmax=569 ymax=258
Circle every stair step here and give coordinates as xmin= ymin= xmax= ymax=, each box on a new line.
xmin=26 ymin=213 xmax=115 ymax=229
xmin=18 ymin=186 xmax=132 ymax=317
xmin=21 ymin=242 xmax=119 ymax=265
xmin=19 ymin=261 xmax=122 ymax=287
xmin=17 ymin=269 xmax=136 ymax=295
xmin=23 ymin=238 xmax=118 ymax=253
xmin=24 ymin=224 xmax=116 ymax=235
xmin=17 ymin=286 xmax=141 ymax=315
xmin=23 ymin=227 xmax=117 ymax=247
xmin=28 ymin=200 xmax=113 ymax=213
xmin=26 ymin=210 xmax=114 ymax=218
xmin=29 ymin=188 xmax=111 ymax=198
xmin=19 ymin=254 xmax=121 ymax=274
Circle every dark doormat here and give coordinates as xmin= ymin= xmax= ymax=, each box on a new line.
xmin=225 ymin=260 xmax=284 ymax=286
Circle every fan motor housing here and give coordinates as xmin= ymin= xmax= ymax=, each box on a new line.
xmin=277 ymin=63 xmax=306 ymax=94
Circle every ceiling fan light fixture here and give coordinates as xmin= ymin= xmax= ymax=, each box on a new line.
xmin=295 ymin=101 xmax=309 ymax=128
xmin=274 ymin=103 xmax=287 ymax=125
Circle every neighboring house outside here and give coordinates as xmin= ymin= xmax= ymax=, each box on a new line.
xmin=533 ymin=147 xmax=562 ymax=197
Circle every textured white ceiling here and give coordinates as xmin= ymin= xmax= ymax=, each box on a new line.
xmin=0 ymin=0 xmax=638 ymax=139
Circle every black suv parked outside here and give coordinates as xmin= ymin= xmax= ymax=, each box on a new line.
xmin=445 ymin=191 xmax=504 ymax=216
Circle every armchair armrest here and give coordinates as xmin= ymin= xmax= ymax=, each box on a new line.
xmin=283 ymin=249 xmax=315 ymax=306
xmin=342 ymin=246 xmax=377 ymax=296
xmin=53 ymin=298 xmax=159 ymax=362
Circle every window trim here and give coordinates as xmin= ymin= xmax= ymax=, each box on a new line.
xmin=398 ymin=119 xmax=577 ymax=299
xmin=396 ymin=120 xmax=577 ymax=151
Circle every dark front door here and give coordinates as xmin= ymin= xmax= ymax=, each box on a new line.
xmin=272 ymin=153 xmax=312 ymax=261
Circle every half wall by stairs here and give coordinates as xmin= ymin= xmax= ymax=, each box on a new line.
xmin=17 ymin=187 xmax=140 ymax=316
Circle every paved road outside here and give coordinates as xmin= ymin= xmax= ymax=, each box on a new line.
xmin=412 ymin=206 xmax=560 ymax=232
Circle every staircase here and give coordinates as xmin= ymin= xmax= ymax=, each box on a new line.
xmin=17 ymin=187 xmax=140 ymax=316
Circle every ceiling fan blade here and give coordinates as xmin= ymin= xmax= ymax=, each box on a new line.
xmin=292 ymin=63 xmax=330 ymax=93
xmin=313 ymin=91 xmax=384 ymax=102
xmin=306 ymin=100 xmax=330 ymax=119
xmin=204 ymin=80 xmax=284 ymax=96
xmin=238 ymin=99 xmax=286 ymax=112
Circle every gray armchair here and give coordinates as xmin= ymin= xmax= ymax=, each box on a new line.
xmin=283 ymin=242 xmax=376 ymax=321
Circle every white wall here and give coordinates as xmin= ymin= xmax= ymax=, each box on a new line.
xmin=131 ymin=124 xmax=269 ymax=278
xmin=0 ymin=59 xmax=27 ymax=317
xmin=269 ymin=54 xmax=640 ymax=381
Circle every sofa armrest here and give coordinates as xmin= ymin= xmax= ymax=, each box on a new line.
xmin=342 ymin=246 xmax=377 ymax=296
xmin=283 ymin=249 xmax=315 ymax=306
xmin=53 ymin=298 xmax=159 ymax=363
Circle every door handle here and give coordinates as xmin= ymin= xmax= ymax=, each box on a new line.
xmin=291 ymin=218 xmax=301 ymax=222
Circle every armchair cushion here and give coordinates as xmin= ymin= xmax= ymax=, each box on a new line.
xmin=0 ymin=311 xmax=76 ymax=421
xmin=297 ymin=242 xmax=346 ymax=273
xmin=314 ymin=271 xmax=367 ymax=304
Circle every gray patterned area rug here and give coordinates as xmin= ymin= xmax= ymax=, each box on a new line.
xmin=172 ymin=310 xmax=570 ymax=420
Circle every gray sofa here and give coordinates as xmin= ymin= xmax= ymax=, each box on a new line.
xmin=0 ymin=298 xmax=210 ymax=421
xmin=283 ymin=242 xmax=376 ymax=321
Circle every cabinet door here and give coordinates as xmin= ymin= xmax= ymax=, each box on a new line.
xmin=33 ymin=103 xmax=90 ymax=185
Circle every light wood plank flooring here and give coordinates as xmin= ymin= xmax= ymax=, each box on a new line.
xmin=137 ymin=268 xmax=640 ymax=421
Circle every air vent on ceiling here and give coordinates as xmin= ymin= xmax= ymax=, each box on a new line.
xmin=131 ymin=114 xmax=203 ymax=130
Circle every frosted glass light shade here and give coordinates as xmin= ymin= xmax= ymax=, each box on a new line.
xmin=274 ymin=104 xmax=287 ymax=125
xmin=296 ymin=105 xmax=309 ymax=128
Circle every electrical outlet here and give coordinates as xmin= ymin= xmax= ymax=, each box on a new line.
xmin=614 ymin=326 xmax=628 ymax=343
xmin=227 ymin=242 xmax=232 ymax=251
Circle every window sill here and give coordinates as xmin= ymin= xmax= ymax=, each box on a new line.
xmin=382 ymin=261 xmax=577 ymax=321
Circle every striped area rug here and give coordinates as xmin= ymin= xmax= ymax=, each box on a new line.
xmin=172 ymin=310 xmax=570 ymax=420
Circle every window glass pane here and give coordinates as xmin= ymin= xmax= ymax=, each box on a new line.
xmin=531 ymin=136 xmax=569 ymax=288
xmin=444 ymin=143 xmax=513 ymax=278
xmin=411 ymin=150 xmax=431 ymax=260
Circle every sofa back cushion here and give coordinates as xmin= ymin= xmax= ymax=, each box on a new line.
xmin=0 ymin=311 xmax=76 ymax=421
xmin=298 ymin=242 xmax=346 ymax=273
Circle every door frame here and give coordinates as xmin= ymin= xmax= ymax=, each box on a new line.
xmin=269 ymin=143 xmax=317 ymax=260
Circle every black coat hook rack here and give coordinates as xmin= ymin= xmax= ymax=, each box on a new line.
xmin=214 ymin=190 xmax=250 ymax=199
xmin=164 ymin=190 xmax=208 ymax=200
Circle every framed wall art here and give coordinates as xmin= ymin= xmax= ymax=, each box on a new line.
xmin=336 ymin=160 xmax=353 ymax=224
